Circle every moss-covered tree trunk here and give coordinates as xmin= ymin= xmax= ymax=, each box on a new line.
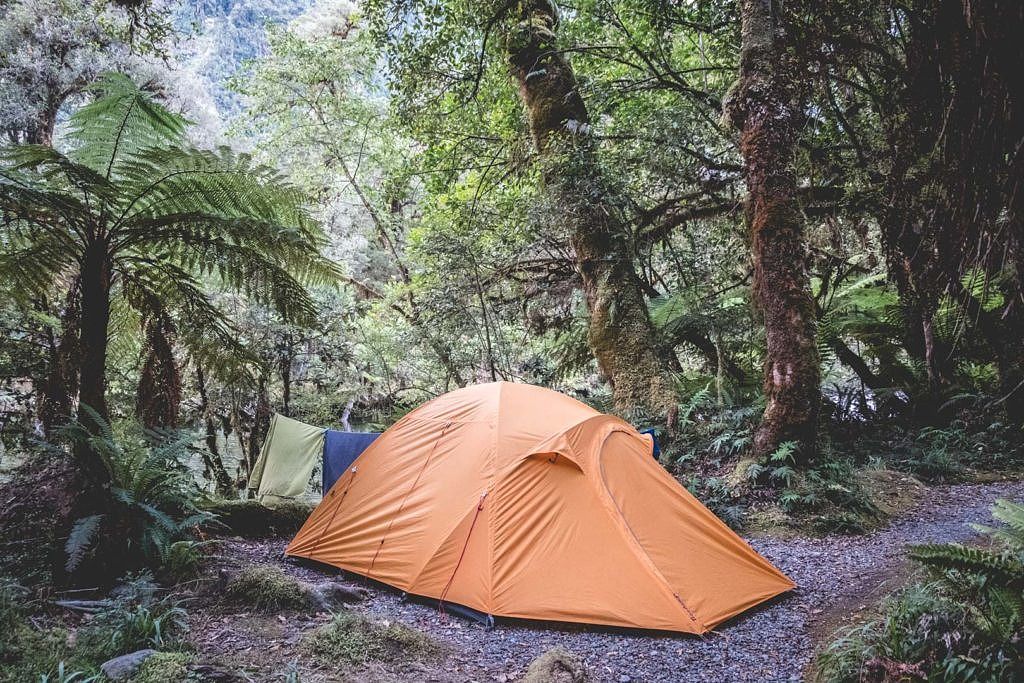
xmin=505 ymin=0 xmax=676 ymax=418
xmin=724 ymin=0 xmax=820 ymax=461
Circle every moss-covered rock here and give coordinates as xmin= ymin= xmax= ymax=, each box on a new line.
xmin=521 ymin=647 xmax=588 ymax=683
xmin=201 ymin=499 xmax=313 ymax=538
xmin=302 ymin=611 xmax=442 ymax=668
xmin=129 ymin=651 xmax=194 ymax=683
xmin=224 ymin=565 xmax=312 ymax=612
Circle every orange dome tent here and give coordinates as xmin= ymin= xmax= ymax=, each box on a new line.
xmin=286 ymin=382 xmax=793 ymax=633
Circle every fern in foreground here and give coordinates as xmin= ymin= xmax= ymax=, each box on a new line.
xmin=58 ymin=411 xmax=215 ymax=576
xmin=816 ymin=499 xmax=1024 ymax=682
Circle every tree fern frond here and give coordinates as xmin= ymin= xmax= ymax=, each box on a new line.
xmin=68 ymin=73 xmax=189 ymax=176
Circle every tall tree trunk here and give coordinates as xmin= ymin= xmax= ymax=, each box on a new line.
xmin=40 ymin=280 xmax=82 ymax=435
xmin=247 ymin=375 xmax=271 ymax=482
xmin=136 ymin=310 xmax=181 ymax=430
xmin=75 ymin=241 xmax=113 ymax=487
xmin=279 ymin=335 xmax=293 ymax=418
xmin=195 ymin=366 xmax=235 ymax=496
xmin=724 ymin=0 xmax=820 ymax=462
xmin=505 ymin=0 xmax=676 ymax=418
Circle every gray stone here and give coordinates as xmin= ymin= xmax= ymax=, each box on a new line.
xmin=100 ymin=649 xmax=157 ymax=681
xmin=309 ymin=581 xmax=370 ymax=610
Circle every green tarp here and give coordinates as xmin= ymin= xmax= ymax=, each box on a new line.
xmin=248 ymin=414 xmax=325 ymax=506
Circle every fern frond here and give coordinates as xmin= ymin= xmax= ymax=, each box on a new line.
xmin=910 ymin=543 xmax=1024 ymax=581
xmin=68 ymin=73 xmax=188 ymax=175
xmin=990 ymin=499 xmax=1024 ymax=549
xmin=65 ymin=514 xmax=104 ymax=572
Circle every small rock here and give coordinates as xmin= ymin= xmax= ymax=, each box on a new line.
xmin=100 ymin=649 xmax=157 ymax=681
xmin=618 ymin=676 xmax=632 ymax=683
xmin=309 ymin=581 xmax=371 ymax=610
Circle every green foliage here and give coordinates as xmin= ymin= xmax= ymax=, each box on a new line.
xmin=744 ymin=441 xmax=879 ymax=534
xmin=685 ymin=476 xmax=745 ymax=530
xmin=54 ymin=411 xmax=215 ymax=576
xmin=815 ymin=584 xmax=953 ymax=682
xmin=75 ymin=574 xmax=188 ymax=664
xmin=816 ymin=500 xmax=1024 ymax=681
xmin=0 ymin=579 xmax=78 ymax=681
xmin=225 ymin=565 xmax=311 ymax=613
xmin=0 ymin=577 xmax=30 ymax=662
xmin=158 ymin=541 xmax=212 ymax=585
xmin=37 ymin=662 xmax=99 ymax=683
xmin=301 ymin=611 xmax=442 ymax=668
xmin=128 ymin=651 xmax=194 ymax=683
xmin=0 ymin=574 xmax=187 ymax=682
xmin=0 ymin=72 xmax=337 ymax=386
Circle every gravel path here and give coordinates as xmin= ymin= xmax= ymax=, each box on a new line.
xmin=234 ymin=480 xmax=1024 ymax=682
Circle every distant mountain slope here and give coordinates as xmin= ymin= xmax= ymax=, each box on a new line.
xmin=175 ymin=0 xmax=314 ymax=119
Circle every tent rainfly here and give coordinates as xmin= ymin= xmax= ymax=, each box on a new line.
xmin=286 ymin=382 xmax=794 ymax=633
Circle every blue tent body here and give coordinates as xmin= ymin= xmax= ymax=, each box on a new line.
xmin=322 ymin=429 xmax=381 ymax=493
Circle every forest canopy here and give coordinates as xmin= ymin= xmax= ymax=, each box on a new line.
xmin=0 ymin=0 xmax=1021 ymax=490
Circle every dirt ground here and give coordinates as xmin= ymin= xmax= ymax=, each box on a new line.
xmin=181 ymin=479 xmax=1024 ymax=682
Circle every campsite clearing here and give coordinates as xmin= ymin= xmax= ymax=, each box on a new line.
xmin=191 ymin=479 xmax=1024 ymax=682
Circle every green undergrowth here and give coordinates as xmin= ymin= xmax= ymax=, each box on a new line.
xmin=301 ymin=611 xmax=443 ymax=669
xmin=225 ymin=565 xmax=312 ymax=612
xmin=663 ymin=396 xmax=1023 ymax=536
xmin=0 ymin=574 xmax=189 ymax=681
xmin=129 ymin=651 xmax=195 ymax=683
xmin=815 ymin=499 xmax=1024 ymax=682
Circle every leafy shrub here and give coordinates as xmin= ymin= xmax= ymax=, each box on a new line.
xmin=76 ymin=574 xmax=187 ymax=664
xmin=59 ymin=414 xmax=216 ymax=578
xmin=815 ymin=499 xmax=1024 ymax=681
xmin=225 ymin=565 xmax=311 ymax=612
xmin=302 ymin=611 xmax=442 ymax=667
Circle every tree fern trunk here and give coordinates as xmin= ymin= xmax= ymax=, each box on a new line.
xmin=505 ymin=0 xmax=676 ymax=418
xmin=724 ymin=0 xmax=820 ymax=462
xmin=136 ymin=310 xmax=181 ymax=430
xmin=75 ymin=241 xmax=113 ymax=487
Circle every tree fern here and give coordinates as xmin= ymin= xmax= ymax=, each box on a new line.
xmin=55 ymin=413 xmax=216 ymax=574
xmin=1 ymin=73 xmax=337 ymax=434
